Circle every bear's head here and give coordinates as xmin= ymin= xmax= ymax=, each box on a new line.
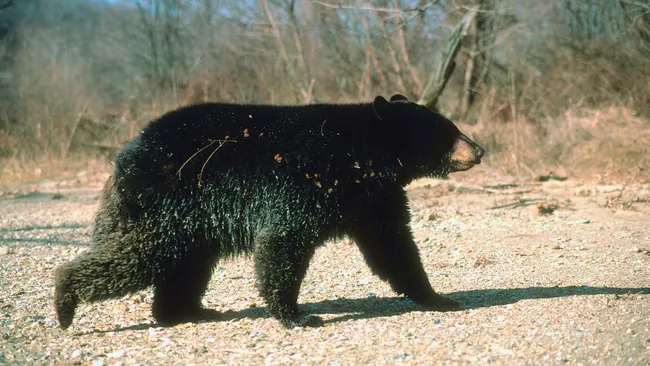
xmin=372 ymin=94 xmax=484 ymax=180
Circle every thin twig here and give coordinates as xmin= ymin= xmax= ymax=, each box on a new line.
xmin=197 ymin=140 xmax=234 ymax=188
xmin=301 ymin=78 xmax=317 ymax=104
xmin=177 ymin=139 xmax=236 ymax=184
xmin=488 ymin=198 xmax=545 ymax=210
xmin=313 ymin=1 xmax=402 ymax=13
xmin=177 ymin=139 xmax=219 ymax=180
xmin=63 ymin=101 xmax=92 ymax=159
xmin=315 ymin=0 xmax=440 ymax=14
xmin=509 ymin=71 xmax=519 ymax=176
xmin=222 ymin=348 xmax=257 ymax=355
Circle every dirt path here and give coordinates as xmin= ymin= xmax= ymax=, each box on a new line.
xmin=1 ymin=174 xmax=649 ymax=365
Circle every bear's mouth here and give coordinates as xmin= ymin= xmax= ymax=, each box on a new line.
xmin=448 ymin=134 xmax=484 ymax=172
xmin=450 ymin=158 xmax=481 ymax=172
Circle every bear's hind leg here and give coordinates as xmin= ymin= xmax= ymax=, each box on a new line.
xmin=152 ymin=252 xmax=221 ymax=326
xmin=54 ymin=246 xmax=156 ymax=329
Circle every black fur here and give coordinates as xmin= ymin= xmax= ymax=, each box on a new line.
xmin=54 ymin=95 xmax=483 ymax=329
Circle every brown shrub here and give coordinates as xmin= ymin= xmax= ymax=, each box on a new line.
xmin=458 ymin=40 xmax=650 ymax=183
xmin=0 ymin=130 xmax=14 ymax=158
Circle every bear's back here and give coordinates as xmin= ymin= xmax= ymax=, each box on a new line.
xmin=111 ymin=102 xmax=398 ymax=205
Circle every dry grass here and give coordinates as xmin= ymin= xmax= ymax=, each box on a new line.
xmin=0 ymin=154 xmax=111 ymax=190
xmin=1 ymin=36 xmax=649 ymax=187
xmin=548 ymin=106 xmax=649 ymax=183
xmin=466 ymin=104 xmax=649 ymax=184
xmin=1 ymin=1 xmax=649 ymax=187
xmin=457 ymin=42 xmax=650 ymax=184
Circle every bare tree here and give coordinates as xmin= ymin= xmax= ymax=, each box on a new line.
xmin=553 ymin=0 xmax=650 ymax=50
xmin=0 ymin=0 xmax=18 ymax=131
xmin=418 ymin=7 xmax=476 ymax=110
xmin=134 ymin=0 xmax=191 ymax=95
xmin=2 ymin=0 xmax=649 ymax=162
xmin=458 ymin=0 xmax=495 ymax=118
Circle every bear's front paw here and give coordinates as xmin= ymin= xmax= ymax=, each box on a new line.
xmin=417 ymin=295 xmax=460 ymax=312
xmin=281 ymin=314 xmax=324 ymax=328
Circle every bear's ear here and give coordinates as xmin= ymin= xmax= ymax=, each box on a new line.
xmin=389 ymin=94 xmax=409 ymax=102
xmin=372 ymin=95 xmax=394 ymax=122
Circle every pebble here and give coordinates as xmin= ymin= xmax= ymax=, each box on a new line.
xmin=107 ymin=350 xmax=125 ymax=358
xmin=43 ymin=318 xmax=57 ymax=328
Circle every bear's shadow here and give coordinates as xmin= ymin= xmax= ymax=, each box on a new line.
xmin=80 ymin=285 xmax=650 ymax=334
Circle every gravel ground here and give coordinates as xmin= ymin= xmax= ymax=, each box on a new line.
xmin=0 ymin=171 xmax=649 ymax=365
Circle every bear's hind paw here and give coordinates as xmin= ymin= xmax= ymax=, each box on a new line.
xmin=55 ymin=300 xmax=76 ymax=330
xmin=54 ymin=267 xmax=78 ymax=330
xmin=194 ymin=308 xmax=223 ymax=321
xmin=155 ymin=307 xmax=222 ymax=327
xmin=281 ymin=314 xmax=324 ymax=328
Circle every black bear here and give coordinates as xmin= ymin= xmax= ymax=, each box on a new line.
xmin=54 ymin=95 xmax=484 ymax=329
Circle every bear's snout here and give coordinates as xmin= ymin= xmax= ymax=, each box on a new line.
xmin=448 ymin=134 xmax=484 ymax=172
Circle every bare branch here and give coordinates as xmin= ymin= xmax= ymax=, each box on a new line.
xmin=0 ymin=0 xmax=13 ymax=12
xmin=313 ymin=1 xmax=402 ymax=14
xmin=392 ymin=0 xmax=423 ymax=93
xmin=261 ymin=0 xmax=290 ymax=65
xmin=376 ymin=3 xmax=407 ymax=92
xmin=418 ymin=8 xmax=477 ymax=110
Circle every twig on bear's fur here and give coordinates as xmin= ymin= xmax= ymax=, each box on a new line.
xmin=176 ymin=139 xmax=235 ymax=185
xmin=197 ymin=140 xmax=236 ymax=188
xmin=177 ymin=139 xmax=218 ymax=180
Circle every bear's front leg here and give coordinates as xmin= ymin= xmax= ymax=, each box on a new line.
xmin=253 ymin=229 xmax=323 ymax=328
xmin=350 ymin=188 xmax=459 ymax=311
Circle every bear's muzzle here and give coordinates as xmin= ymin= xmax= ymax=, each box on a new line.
xmin=448 ymin=134 xmax=484 ymax=172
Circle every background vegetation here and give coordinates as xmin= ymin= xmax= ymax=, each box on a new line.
xmin=0 ymin=0 xmax=648 ymax=184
